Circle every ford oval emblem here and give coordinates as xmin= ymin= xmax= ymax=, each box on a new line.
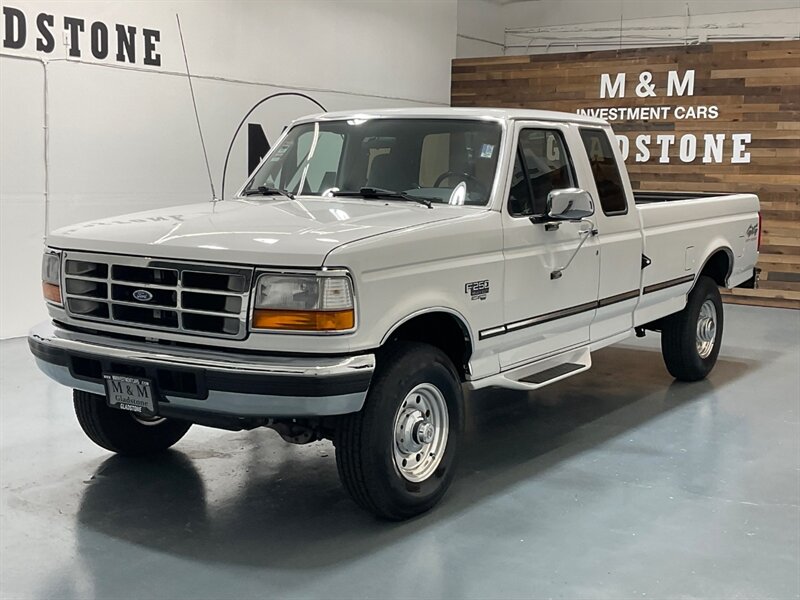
xmin=132 ymin=289 xmax=154 ymax=302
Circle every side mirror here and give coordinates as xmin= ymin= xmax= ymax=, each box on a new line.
xmin=546 ymin=188 xmax=595 ymax=221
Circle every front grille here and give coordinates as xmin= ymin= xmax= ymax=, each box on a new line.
xmin=62 ymin=252 xmax=254 ymax=339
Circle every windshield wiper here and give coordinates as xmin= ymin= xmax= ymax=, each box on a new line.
xmin=332 ymin=187 xmax=432 ymax=208
xmin=242 ymin=186 xmax=295 ymax=200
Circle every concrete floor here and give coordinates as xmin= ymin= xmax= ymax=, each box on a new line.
xmin=1 ymin=304 xmax=798 ymax=600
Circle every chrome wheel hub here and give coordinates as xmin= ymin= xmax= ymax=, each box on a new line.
xmin=392 ymin=383 xmax=449 ymax=483
xmin=416 ymin=421 xmax=435 ymax=445
xmin=696 ymin=299 xmax=717 ymax=359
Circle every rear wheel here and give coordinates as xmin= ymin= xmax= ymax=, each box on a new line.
xmin=335 ymin=342 xmax=463 ymax=520
xmin=73 ymin=390 xmax=192 ymax=455
xmin=661 ymin=275 xmax=723 ymax=381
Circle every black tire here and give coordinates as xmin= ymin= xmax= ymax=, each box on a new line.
xmin=73 ymin=390 xmax=192 ymax=456
xmin=661 ymin=275 xmax=724 ymax=382
xmin=335 ymin=342 xmax=463 ymax=521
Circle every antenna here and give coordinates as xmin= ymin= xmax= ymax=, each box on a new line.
xmin=220 ymin=93 xmax=326 ymax=199
xmin=176 ymin=14 xmax=217 ymax=201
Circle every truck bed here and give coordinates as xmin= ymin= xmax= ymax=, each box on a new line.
xmin=638 ymin=192 xmax=759 ymax=284
xmin=632 ymin=191 xmax=760 ymax=326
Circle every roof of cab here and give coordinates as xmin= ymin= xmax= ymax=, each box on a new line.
xmin=292 ymin=107 xmax=608 ymax=127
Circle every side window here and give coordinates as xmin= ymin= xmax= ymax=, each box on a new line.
xmin=508 ymin=151 xmax=534 ymax=216
xmin=509 ymin=129 xmax=575 ymax=217
xmin=579 ymin=129 xmax=627 ymax=215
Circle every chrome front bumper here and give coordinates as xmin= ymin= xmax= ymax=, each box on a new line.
xmin=28 ymin=321 xmax=375 ymax=419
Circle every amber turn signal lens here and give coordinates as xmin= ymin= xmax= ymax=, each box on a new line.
xmin=42 ymin=282 xmax=62 ymax=304
xmin=252 ymin=309 xmax=354 ymax=331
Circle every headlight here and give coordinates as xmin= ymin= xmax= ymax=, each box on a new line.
xmin=251 ymin=273 xmax=355 ymax=332
xmin=41 ymin=250 xmax=62 ymax=305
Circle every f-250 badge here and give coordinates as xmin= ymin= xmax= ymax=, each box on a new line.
xmin=465 ymin=280 xmax=489 ymax=301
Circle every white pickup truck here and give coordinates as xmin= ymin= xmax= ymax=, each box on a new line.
xmin=29 ymin=108 xmax=760 ymax=520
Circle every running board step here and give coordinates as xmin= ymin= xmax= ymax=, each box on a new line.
xmin=467 ymin=346 xmax=592 ymax=391
xmin=519 ymin=362 xmax=585 ymax=385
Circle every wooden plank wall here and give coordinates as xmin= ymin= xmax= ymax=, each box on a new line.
xmin=452 ymin=41 xmax=800 ymax=309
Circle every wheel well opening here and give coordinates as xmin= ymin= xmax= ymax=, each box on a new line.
xmin=700 ymin=250 xmax=731 ymax=287
xmin=386 ymin=312 xmax=472 ymax=379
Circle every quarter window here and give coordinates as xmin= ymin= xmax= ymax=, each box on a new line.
xmin=579 ymin=129 xmax=628 ymax=215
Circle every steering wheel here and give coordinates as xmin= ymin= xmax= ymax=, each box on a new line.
xmin=432 ymin=171 xmax=489 ymax=197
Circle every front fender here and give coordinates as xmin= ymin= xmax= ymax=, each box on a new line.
xmin=380 ymin=306 xmax=475 ymax=347
xmin=325 ymin=210 xmax=505 ymax=378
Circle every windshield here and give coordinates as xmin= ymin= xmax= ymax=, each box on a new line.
xmin=242 ymin=118 xmax=503 ymax=206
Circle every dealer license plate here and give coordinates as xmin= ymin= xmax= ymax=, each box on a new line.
xmin=103 ymin=374 xmax=157 ymax=417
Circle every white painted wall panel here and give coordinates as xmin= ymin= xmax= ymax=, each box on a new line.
xmin=0 ymin=58 xmax=47 ymax=336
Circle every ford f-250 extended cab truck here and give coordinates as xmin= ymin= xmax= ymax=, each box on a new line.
xmin=29 ymin=108 xmax=760 ymax=520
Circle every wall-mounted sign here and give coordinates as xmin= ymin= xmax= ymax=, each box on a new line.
xmin=577 ymin=68 xmax=751 ymax=164
xmin=451 ymin=40 xmax=800 ymax=308
xmin=2 ymin=5 xmax=162 ymax=66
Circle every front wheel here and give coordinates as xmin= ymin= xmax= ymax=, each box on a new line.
xmin=73 ymin=390 xmax=192 ymax=455
xmin=660 ymin=275 xmax=724 ymax=381
xmin=335 ymin=342 xmax=463 ymax=520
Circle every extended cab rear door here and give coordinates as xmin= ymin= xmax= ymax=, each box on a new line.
xmin=573 ymin=126 xmax=644 ymax=343
xmin=495 ymin=121 xmax=600 ymax=368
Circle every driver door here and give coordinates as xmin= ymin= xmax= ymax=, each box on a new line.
xmin=498 ymin=122 xmax=601 ymax=369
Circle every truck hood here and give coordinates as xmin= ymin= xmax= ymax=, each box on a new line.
xmin=46 ymin=197 xmax=472 ymax=266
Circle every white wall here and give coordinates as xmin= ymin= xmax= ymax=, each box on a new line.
xmin=0 ymin=0 xmax=457 ymax=338
xmin=457 ymin=0 xmax=505 ymax=58
xmin=457 ymin=0 xmax=800 ymax=56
